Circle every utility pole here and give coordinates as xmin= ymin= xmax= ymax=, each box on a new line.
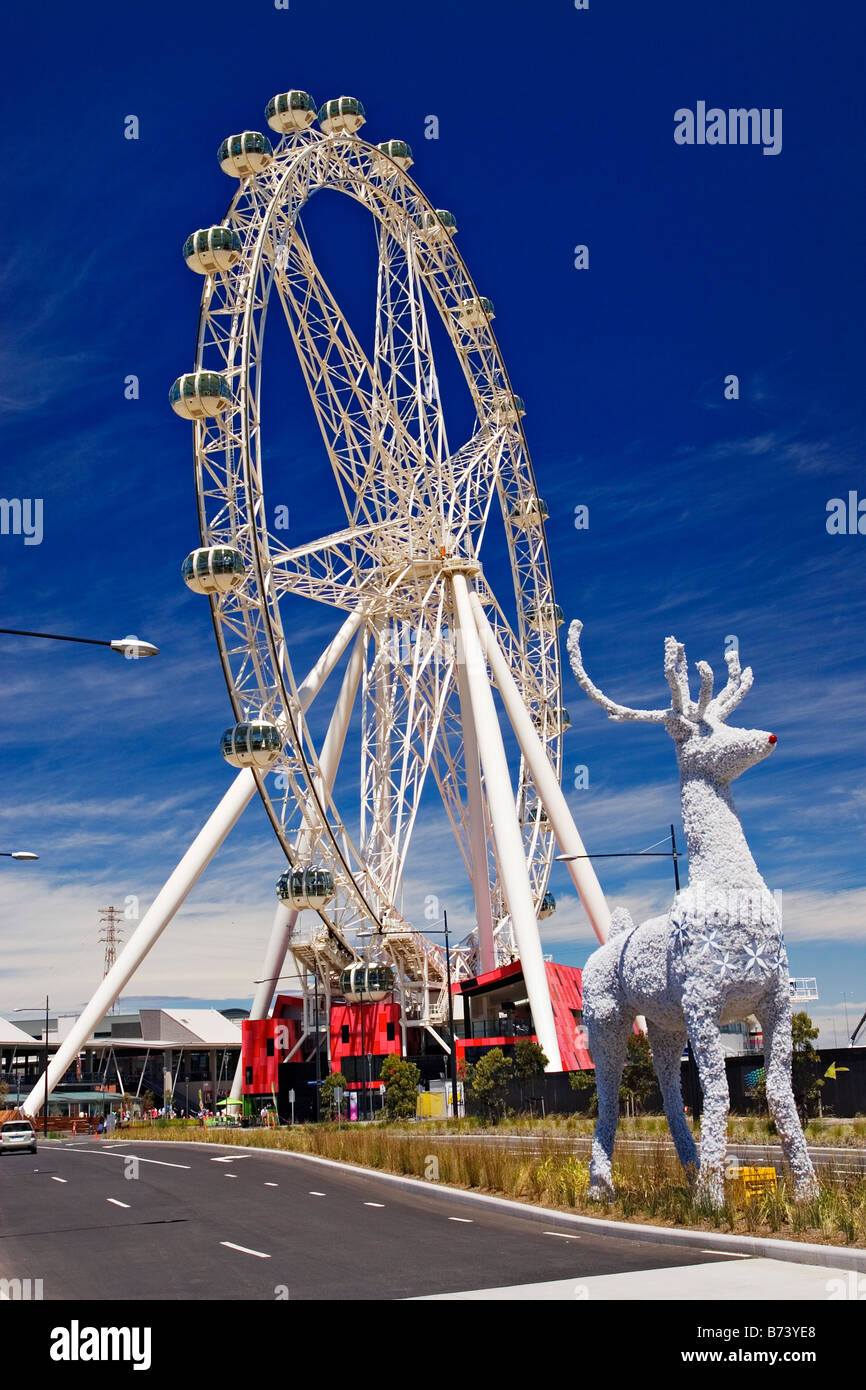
xmin=443 ymin=912 xmax=460 ymax=1120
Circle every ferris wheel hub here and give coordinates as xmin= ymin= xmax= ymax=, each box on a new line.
xmin=381 ymin=552 xmax=481 ymax=587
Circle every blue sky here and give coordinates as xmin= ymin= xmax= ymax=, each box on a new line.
xmin=0 ymin=0 xmax=863 ymax=1049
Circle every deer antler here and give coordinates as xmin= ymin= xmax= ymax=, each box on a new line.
xmin=694 ymin=661 xmax=715 ymax=718
xmin=711 ymin=647 xmax=754 ymax=721
xmin=664 ymin=638 xmax=691 ymax=713
xmin=568 ymin=621 xmax=668 ymax=723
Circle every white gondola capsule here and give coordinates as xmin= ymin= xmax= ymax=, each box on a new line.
xmin=415 ymin=208 xmax=458 ymax=238
xmin=169 ymin=372 xmax=231 ymax=420
xmin=220 ymin=721 xmax=282 ymax=769
xmin=538 ymin=890 xmax=557 ymax=920
xmin=526 ymin=602 xmax=564 ymax=632
xmin=276 ymin=866 xmax=335 ymax=910
xmin=182 ymin=546 xmax=246 ymax=595
xmin=317 ymin=96 xmax=366 ymax=136
xmin=182 ymin=227 xmax=243 ymax=275
xmin=489 ymin=391 xmax=526 ymax=425
xmin=339 ymin=963 xmax=395 ymax=1003
xmin=509 ymin=496 xmax=549 ymax=529
xmin=265 ymin=90 xmax=317 ymax=132
xmin=455 ymin=296 xmax=495 ymax=329
xmin=376 ymin=139 xmax=413 ymax=171
xmin=217 ymin=131 xmax=274 ymax=178
xmin=532 ymin=706 xmax=571 ymax=735
xmin=521 ymin=802 xmax=550 ymax=827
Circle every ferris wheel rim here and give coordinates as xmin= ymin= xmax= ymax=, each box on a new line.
xmin=187 ymin=119 xmax=564 ymax=958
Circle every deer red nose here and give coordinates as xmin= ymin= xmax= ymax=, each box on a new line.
xmin=768 ymin=734 xmax=777 ymax=745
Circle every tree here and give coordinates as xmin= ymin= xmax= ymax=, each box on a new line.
xmin=620 ymin=1032 xmax=657 ymax=1116
xmin=380 ymin=1054 xmax=420 ymax=1119
xmin=567 ymin=1032 xmax=658 ymax=1118
xmin=320 ymin=1072 xmax=348 ymax=1120
xmin=791 ymin=1011 xmax=823 ymax=1120
xmin=464 ymin=1047 xmax=513 ymax=1122
xmin=568 ymin=1067 xmax=598 ymax=1115
xmin=0 ymin=1081 xmax=8 ymax=1109
xmin=512 ymin=1040 xmax=548 ymax=1080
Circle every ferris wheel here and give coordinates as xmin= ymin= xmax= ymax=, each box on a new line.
xmin=172 ymin=91 xmax=613 ymax=1073
xmin=23 ymin=93 xmax=611 ymax=1116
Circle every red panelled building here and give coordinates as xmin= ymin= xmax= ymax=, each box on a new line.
xmin=241 ymin=962 xmax=591 ymax=1103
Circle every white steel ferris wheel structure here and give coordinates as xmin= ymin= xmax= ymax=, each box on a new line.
xmin=23 ymin=92 xmax=611 ymax=1116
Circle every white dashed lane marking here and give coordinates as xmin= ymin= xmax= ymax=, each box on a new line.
xmin=364 ymin=1202 xmax=385 ymax=1208
xmin=61 ymin=1149 xmax=191 ymax=1169
xmin=309 ymin=1191 xmax=326 ymax=1197
xmin=51 ymin=1177 xmax=68 ymax=1184
xmin=220 ymin=1241 xmax=270 ymax=1259
xmin=543 ymin=1231 xmax=580 ymax=1240
xmin=448 ymin=1217 xmax=473 ymax=1223
xmin=264 ymin=1182 xmax=278 ymax=1187
xmin=106 ymin=1198 xmax=130 ymax=1209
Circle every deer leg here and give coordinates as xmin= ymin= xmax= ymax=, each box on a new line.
xmin=758 ymin=989 xmax=819 ymax=1200
xmin=646 ymin=1022 xmax=698 ymax=1177
xmin=683 ymin=1000 xmax=728 ymax=1208
xmin=586 ymin=1012 xmax=632 ymax=1199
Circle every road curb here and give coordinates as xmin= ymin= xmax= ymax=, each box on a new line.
xmin=101 ymin=1138 xmax=866 ymax=1272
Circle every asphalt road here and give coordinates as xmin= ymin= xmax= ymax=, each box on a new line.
xmin=0 ymin=1139 xmax=736 ymax=1301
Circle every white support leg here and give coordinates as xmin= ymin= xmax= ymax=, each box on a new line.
xmin=295 ymin=609 xmax=363 ymax=710
xmin=470 ymin=591 xmax=611 ymax=945
xmin=454 ymin=643 xmax=496 ymax=973
xmin=450 ymin=573 xmax=563 ymax=1072
xmin=228 ymin=627 xmax=367 ymax=1100
xmin=22 ymin=767 xmax=258 ymax=1117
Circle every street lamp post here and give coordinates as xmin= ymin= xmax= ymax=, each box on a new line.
xmin=16 ymin=1000 xmax=50 ymax=1135
xmin=422 ymin=913 xmax=460 ymax=1119
xmin=314 ymin=972 xmax=321 ymax=1124
xmin=0 ymin=852 xmax=39 ymax=860
xmin=0 ymin=628 xmax=159 ymax=658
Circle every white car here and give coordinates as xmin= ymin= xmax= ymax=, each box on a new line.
xmin=0 ymin=1120 xmax=37 ymax=1155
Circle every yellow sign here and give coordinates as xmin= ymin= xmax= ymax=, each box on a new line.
xmin=730 ymin=1165 xmax=777 ymax=1203
xmin=824 ymin=1063 xmax=849 ymax=1080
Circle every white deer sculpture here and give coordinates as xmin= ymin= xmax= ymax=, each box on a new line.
xmin=567 ymin=620 xmax=818 ymax=1206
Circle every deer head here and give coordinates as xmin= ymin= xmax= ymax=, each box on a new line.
xmin=567 ymin=620 xmax=777 ymax=785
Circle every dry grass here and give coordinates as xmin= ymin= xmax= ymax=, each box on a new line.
xmin=108 ymin=1122 xmax=866 ymax=1246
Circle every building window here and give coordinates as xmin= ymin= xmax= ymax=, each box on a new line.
xmin=245 ymin=1067 xmax=253 ymax=1086
xmin=266 ymin=1038 xmax=275 ymax=1057
xmin=341 ymin=1024 xmax=350 ymax=1044
xmin=386 ymin=1022 xmax=395 ymax=1042
xmin=571 ymin=1008 xmax=583 ymax=1026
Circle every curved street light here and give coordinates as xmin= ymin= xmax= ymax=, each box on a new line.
xmin=0 ymin=628 xmax=159 ymax=658
xmin=0 ymin=851 xmax=39 ymax=860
